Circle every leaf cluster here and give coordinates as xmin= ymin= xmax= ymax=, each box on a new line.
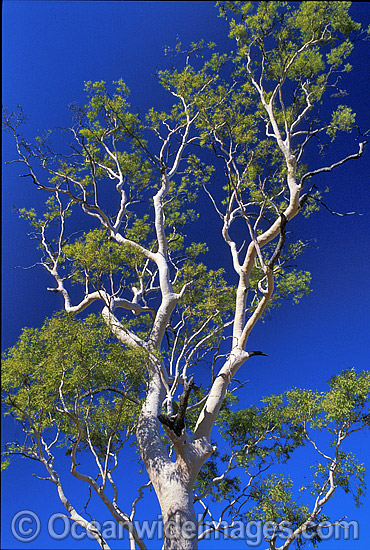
xmin=2 ymin=313 xmax=147 ymax=457
xmin=196 ymin=369 xmax=369 ymax=532
xmin=219 ymin=1 xmax=363 ymax=152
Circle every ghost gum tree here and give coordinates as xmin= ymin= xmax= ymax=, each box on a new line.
xmin=2 ymin=2 xmax=370 ymax=549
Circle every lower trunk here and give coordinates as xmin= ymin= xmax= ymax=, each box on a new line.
xmin=136 ymin=366 xmax=212 ymax=549
xmin=159 ymin=480 xmax=198 ymax=550
xmin=137 ymin=417 xmax=205 ymax=549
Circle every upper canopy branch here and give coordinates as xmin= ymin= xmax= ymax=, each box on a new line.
xmin=300 ymin=141 xmax=366 ymax=187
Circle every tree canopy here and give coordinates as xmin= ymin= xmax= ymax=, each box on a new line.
xmin=2 ymin=2 xmax=369 ymax=549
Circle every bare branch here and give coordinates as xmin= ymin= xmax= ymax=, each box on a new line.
xmin=300 ymin=141 xmax=366 ymax=186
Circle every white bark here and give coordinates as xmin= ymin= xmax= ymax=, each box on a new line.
xmin=136 ymin=358 xmax=214 ymax=549
xmin=5 ymin=35 xmax=367 ymax=546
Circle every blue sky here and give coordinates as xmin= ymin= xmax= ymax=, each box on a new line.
xmin=2 ymin=2 xmax=370 ymax=549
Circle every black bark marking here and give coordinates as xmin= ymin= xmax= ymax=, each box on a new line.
xmin=158 ymin=378 xmax=194 ymax=437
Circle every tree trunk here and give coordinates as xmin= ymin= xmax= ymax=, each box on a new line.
xmin=156 ymin=469 xmax=198 ymax=550
xmin=145 ymin=439 xmax=213 ymax=550
xmin=136 ymin=364 xmax=213 ymax=549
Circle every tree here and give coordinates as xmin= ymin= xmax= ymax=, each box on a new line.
xmin=2 ymin=2 xmax=369 ymax=549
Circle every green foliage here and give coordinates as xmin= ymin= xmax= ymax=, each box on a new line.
xmin=323 ymin=368 xmax=370 ymax=424
xmin=2 ymin=4 xmax=368 ymax=544
xmin=167 ymin=260 xmax=236 ymax=372
xmin=218 ymin=1 xmax=362 ymax=146
xmin=54 ymin=79 xmax=153 ymax=198
xmin=2 ymin=313 xmax=147 ymax=457
xmin=63 ymin=227 xmax=148 ymax=287
xmin=218 ymin=393 xmax=306 ymax=466
xmin=327 ymin=105 xmax=356 ymax=139
xmin=196 ymin=368 xmax=369 ymax=539
xmin=245 ymin=474 xmax=316 ymax=537
xmin=18 ymin=194 xmax=71 ymax=230
xmin=1 ymin=459 xmax=10 ymax=472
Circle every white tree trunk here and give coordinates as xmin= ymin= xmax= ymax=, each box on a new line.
xmin=136 ymin=362 xmax=214 ymax=549
xmin=156 ymin=472 xmax=198 ymax=550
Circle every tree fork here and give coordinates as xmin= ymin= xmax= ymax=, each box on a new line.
xmin=158 ymin=378 xmax=195 ymax=437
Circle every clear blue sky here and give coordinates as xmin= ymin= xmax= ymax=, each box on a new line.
xmin=2 ymin=2 xmax=370 ymax=549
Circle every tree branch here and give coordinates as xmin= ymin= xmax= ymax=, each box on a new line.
xmin=300 ymin=141 xmax=366 ymax=186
